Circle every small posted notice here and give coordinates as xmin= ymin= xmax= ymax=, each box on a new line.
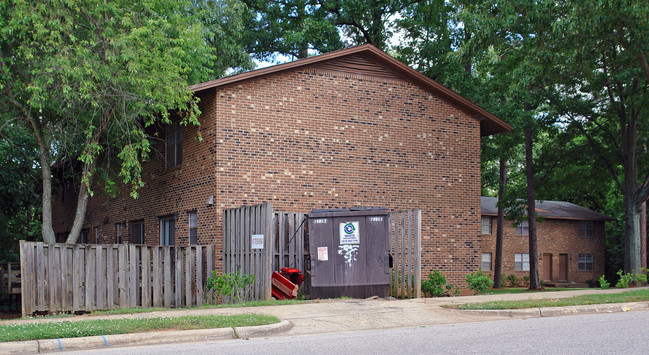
xmin=339 ymin=221 xmax=360 ymax=245
xmin=317 ymin=247 xmax=328 ymax=261
xmin=251 ymin=234 xmax=264 ymax=249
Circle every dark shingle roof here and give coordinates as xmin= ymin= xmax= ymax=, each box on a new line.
xmin=481 ymin=196 xmax=614 ymax=221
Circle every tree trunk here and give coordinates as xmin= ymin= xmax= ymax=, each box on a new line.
xmin=65 ymin=177 xmax=91 ymax=244
xmin=525 ymin=128 xmax=541 ymax=289
xmin=622 ymin=110 xmax=642 ymax=273
xmin=39 ymin=145 xmax=55 ymax=243
xmin=641 ymin=201 xmax=647 ymax=270
xmin=493 ymin=157 xmax=506 ymax=288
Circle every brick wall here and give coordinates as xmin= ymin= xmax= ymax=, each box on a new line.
xmin=480 ymin=217 xmax=605 ymax=283
xmin=54 ymin=67 xmax=484 ymax=287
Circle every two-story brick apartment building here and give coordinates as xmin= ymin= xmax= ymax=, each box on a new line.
xmin=480 ymin=197 xmax=612 ymax=284
xmin=52 ymin=44 xmax=511 ymax=286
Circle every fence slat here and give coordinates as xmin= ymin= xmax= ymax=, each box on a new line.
xmin=163 ymin=247 xmax=172 ymax=307
xmin=174 ymin=246 xmax=183 ymax=307
xmin=118 ymin=245 xmax=128 ymax=308
xmin=153 ymin=247 xmax=162 ymax=307
xmin=60 ymin=246 xmax=68 ymax=311
xmin=96 ymin=245 xmax=105 ymax=309
xmin=142 ymin=246 xmax=150 ymax=307
xmin=85 ymin=246 xmax=95 ymax=311
xmin=107 ymin=246 xmax=115 ymax=310
xmin=196 ymin=245 xmax=203 ymax=306
xmin=185 ymin=246 xmax=193 ymax=307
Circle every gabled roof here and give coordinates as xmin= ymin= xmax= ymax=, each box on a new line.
xmin=481 ymin=196 xmax=614 ymax=221
xmin=189 ymin=44 xmax=511 ymax=136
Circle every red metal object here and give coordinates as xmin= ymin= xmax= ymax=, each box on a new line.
xmin=271 ymin=268 xmax=304 ymax=300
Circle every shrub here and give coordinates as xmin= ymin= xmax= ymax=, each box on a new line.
xmin=205 ymin=270 xmax=255 ymax=304
xmin=615 ymin=269 xmax=632 ymax=289
xmin=465 ymin=269 xmax=494 ymax=294
xmin=633 ymin=268 xmax=648 ymax=286
xmin=598 ymin=275 xmax=610 ymax=289
xmin=506 ymin=274 xmax=519 ymax=287
xmin=422 ymin=270 xmax=447 ymax=297
xmin=522 ymin=275 xmax=530 ymax=287
xmin=446 ymin=283 xmax=461 ymax=296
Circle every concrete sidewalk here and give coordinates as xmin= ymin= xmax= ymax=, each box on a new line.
xmin=1 ymin=287 xmax=648 ymax=354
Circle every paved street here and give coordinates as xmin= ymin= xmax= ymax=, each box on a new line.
xmin=67 ymin=310 xmax=649 ymax=354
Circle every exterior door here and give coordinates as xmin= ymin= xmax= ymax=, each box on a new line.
xmin=543 ymin=254 xmax=553 ymax=281
xmin=559 ymin=254 xmax=569 ymax=281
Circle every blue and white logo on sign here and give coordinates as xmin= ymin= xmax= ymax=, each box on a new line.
xmin=339 ymin=221 xmax=360 ymax=245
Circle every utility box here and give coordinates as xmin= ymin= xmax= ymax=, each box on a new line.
xmin=307 ymin=207 xmax=391 ymax=299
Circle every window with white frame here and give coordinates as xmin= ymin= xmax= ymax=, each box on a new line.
xmin=165 ymin=120 xmax=183 ymax=168
xmin=481 ymin=216 xmax=492 ymax=234
xmin=515 ymin=221 xmax=529 ymax=236
xmin=160 ymin=216 xmax=175 ymax=246
xmin=578 ymin=254 xmax=594 ymax=271
xmin=189 ymin=212 xmax=197 ymax=245
xmin=94 ymin=227 xmax=100 ymax=243
xmin=515 ymin=253 xmax=530 ymax=271
xmin=481 ymin=253 xmax=492 ymax=271
xmin=579 ymin=221 xmax=594 ymax=238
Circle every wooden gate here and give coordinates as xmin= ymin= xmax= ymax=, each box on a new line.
xmin=223 ymin=203 xmax=274 ymax=300
xmin=390 ymin=210 xmax=421 ymax=298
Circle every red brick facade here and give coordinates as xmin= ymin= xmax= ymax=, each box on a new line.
xmin=480 ymin=217 xmax=605 ymax=283
xmin=52 ymin=46 xmax=510 ymax=288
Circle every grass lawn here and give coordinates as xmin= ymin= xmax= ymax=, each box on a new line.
xmin=447 ymin=289 xmax=649 ymax=310
xmin=91 ymin=299 xmax=304 ymax=316
xmin=482 ymin=287 xmax=587 ymax=295
xmin=0 ymin=314 xmax=278 ymax=342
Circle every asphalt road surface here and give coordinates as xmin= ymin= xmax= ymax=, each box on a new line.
xmin=68 ymin=310 xmax=649 ymax=354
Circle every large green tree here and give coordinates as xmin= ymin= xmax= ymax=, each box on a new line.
xmin=0 ymin=0 xmax=217 ymax=243
xmin=458 ymin=0 xmax=649 ymax=273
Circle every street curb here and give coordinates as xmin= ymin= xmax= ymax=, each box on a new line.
xmin=235 ymin=320 xmax=293 ymax=339
xmin=458 ymin=301 xmax=649 ymax=318
xmin=0 ymin=321 xmax=293 ymax=354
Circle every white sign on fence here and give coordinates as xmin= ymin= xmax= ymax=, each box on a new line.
xmin=251 ymin=234 xmax=264 ymax=249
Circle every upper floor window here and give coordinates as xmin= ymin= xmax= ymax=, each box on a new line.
xmin=166 ymin=120 xmax=183 ymax=168
xmin=481 ymin=216 xmax=492 ymax=234
xmin=579 ymin=221 xmax=594 ymax=238
xmin=515 ymin=221 xmax=529 ymax=236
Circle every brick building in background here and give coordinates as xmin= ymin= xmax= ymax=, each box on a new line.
xmin=52 ymin=44 xmax=511 ymax=286
xmin=480 ymin=197 xmax=612 ymax=285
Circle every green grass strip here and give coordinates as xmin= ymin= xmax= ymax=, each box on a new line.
xmin=449 ymin=289 xmax=649 ymax=310
xmin=0 ymin=314 xmax=278 ymax=343
xmin=482 ymin=287 xmax=586 ymax=295
xmin=91 ymin=299 xmax=304 ymax=316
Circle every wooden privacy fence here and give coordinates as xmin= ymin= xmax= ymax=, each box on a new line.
xmin=223 ymin=203 xmax=274 ymax=301
xmin=1 ymin=262 xmax=21 ymax=295
xmin=273 ymin=212 xmax=307 ymax=274
xmin=223 ymin=204 xmax=309 ymax=301
xmin=20 ymin=241 xmax=214 ymax=317
xmin=390 ymin=210 xmax=422 ymax=298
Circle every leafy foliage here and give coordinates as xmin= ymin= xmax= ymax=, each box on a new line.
xmin=205 ymin=270 xmax=256 ymax=304
xmin=465 ymin=269 xmax=494 ymax=294
xmin=598 ymin=275 xmax=610 ymax=289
